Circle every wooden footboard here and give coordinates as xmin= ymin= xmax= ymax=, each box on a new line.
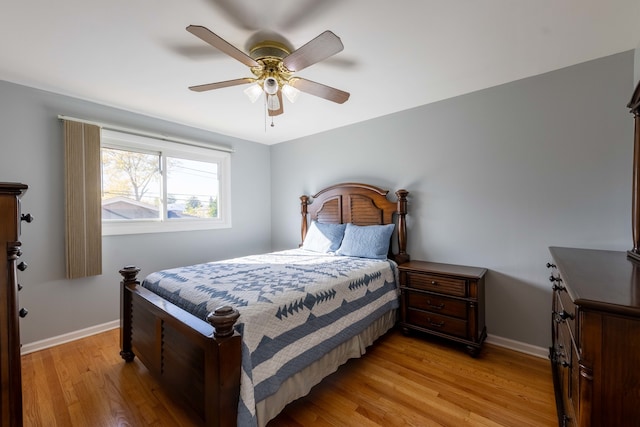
xmin=119 ymin=266 xmax=242 ymax=427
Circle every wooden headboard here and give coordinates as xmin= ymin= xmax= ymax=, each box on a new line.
xmin=300 ymin=182 xmax=409 ymax=264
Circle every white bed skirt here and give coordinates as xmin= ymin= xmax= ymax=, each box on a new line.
xmin=256 ymin=309 xmax=397 ymax=426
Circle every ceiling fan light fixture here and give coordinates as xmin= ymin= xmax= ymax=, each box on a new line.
xmin=263 ymin=77 xmax=279 ymax=95
xmin=282 ymin=84 xmax=300 ymax=103
xmin=267 ymin=94 xmax=280 ymax=111
xmin=243 ymin=83 xmax=263 ymax=103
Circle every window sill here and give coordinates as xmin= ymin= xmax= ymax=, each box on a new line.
xmin=102 ymin=219 xmax=232 ymax=236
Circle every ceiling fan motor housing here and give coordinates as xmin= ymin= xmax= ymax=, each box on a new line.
xmin=249 ymin=41 xmax=291 ymax=61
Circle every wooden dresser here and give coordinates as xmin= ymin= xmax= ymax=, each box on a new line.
xmin=0 ymin=183 xmax=30 ymax=427
xmin=548 ymin=246 xmax=640 ymax=427
xmin=398 ymin=260 xmax=486 ymax=356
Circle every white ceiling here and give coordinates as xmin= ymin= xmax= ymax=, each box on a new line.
xmin=1 ymin=0 xmax=639 ymax=145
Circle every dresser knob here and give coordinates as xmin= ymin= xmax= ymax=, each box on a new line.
xmin=17 ymin=261 xmax=27 ymax=271
xmin=18 ymin=284 xmax=22 ymax=291
xmin=553 ymin=311 xmax=571 ymax=323
xmin=561 ymin=360 xmax=571 ymax=369
xmin=21 ymin=213 xmax=34 ymax=223
xmin=546 ymin=262 xmax=557 ymax=269
xmin=558 ymin=310 xmax=574 ymax=321
xmin=19 ymin=308 xmax=28 ymax=318
xmin=431 ymin=281 xmax=438 ymax=286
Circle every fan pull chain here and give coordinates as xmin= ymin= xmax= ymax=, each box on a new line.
xmin=262 ymin=92 xmax=275 ymax=131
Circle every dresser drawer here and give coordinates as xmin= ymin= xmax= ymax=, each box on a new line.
xmin=554 ymin=290 xmax=576 ymax=340
xmin=405 ymin=290 xmax=467 ymax=319
xmin=403 ymin=272 xmax=467 ymax=297
xmin=554 ymin=319 xmax=578 ymax=427
xmin=406 ymin=308 xmax=468 ymax=338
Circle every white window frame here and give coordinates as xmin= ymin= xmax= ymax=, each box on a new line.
xmin=101 ymin=129 xmax=231 ymax=236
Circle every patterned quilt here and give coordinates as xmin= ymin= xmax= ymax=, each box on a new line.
xmin=142 ymin=249 xmax=399 ymax=426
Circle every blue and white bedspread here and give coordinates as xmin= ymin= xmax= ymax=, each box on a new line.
xmin=142 ymin=248 xmax=399 ymax=426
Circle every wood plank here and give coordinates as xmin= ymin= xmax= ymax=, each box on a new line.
xmin=22 ymin=328 xmax=556 ymax=426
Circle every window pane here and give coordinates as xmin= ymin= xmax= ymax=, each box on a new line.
xmin=166 ymin=157 xmax=219 ymax=219
xmin=101 ymin=147 xmax=161 ymax=220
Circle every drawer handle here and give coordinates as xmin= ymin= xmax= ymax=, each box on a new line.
xmin=558 ymin=310 xmax=574 ymax=321
xmin=553 ymin=310 xmax=574 ymax=323
xmin=430 ymin=280 xmax=438 ymax=286
xmin=428 ymin=318 xmax=445 ymax=328
xmin=426 ymin=300 xmax=444 ymax=310
xmin=549 ymin=275 xmax=563 ymax=283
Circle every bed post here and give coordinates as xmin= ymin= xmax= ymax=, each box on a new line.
xmin=395 ymin=189 xmax=409 ymax=265
xmin=119 ymin=265 xmax=140 ymax=362
xmin=300 ymin=195 xmax=309 ymax=244
xmin=207 ymin=306 xmax=240 ymax=338
xmin=205 ymin=306 xmax=242 ymax=427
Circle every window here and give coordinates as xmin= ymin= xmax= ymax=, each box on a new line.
xmin=100 ymin=129 xmax=231 ymax=235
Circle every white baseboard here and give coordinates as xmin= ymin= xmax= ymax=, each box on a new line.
xmin=21 ymin=320 xmax=120 ymax=355
xmin=486 ymin=334 xmax=549 ymax=359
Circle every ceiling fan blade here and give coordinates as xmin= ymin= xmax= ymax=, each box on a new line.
xmin=289 ymin=78 xmax=350 ymax=104
xmin=268 ymin=91 xmax=284 ymax=116
xmin=282 ymin=31 xmax=344 ymax=72
xmin=186 ymin=25 xmax=259 ymax=68
xmin=189 ymin=78 xmax=255 ymax=92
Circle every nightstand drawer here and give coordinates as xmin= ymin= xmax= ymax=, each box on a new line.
xmin=405 ymin=291 xmax=467 ymax=319
xmin=404 ymin=272 xmax=467 ymax=297
xmin=406 ymin=308 xmax=468 ymax=338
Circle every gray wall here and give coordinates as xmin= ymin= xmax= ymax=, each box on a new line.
xmin=0 ymin=80 xmax=272 ymax=344
xmin=635 ymin=42 xmax=640 ymax=86
xmin=2 ymin=49 xmax=633 ymax=350
xmin=270 ymin=51 xmax=634 ymax=348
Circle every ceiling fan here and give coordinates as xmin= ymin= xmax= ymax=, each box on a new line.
xmin=186 ymin=25 xmax=350 ymax=118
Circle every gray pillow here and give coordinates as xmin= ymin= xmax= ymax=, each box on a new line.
xmin=336 ymin=223 xmax=395 ymax=259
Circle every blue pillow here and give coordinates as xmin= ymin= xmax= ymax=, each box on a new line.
xmin=302 ymin=221 xmax=347 ymax=253
xmin=336 ymin=223 xmax=395 ymax=259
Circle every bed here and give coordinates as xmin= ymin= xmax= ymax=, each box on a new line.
xmin=119 ymin=182 xmax=409 ymax=427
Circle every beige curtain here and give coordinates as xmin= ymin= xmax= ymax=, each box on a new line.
xmin=64 ymin=120 xmax=102 ymax=279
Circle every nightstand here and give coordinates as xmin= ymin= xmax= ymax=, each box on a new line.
xmin=398 ymin=260 xmax=487 ymax=357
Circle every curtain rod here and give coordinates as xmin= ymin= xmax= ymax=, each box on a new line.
xmin=57 ymin=115 xmax=234 ymax=153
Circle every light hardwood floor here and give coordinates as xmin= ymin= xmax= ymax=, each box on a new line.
xmin=21 ymin=328 xmax=556 ymax=426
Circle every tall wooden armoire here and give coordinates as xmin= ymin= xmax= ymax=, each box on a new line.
xmin=0 ymin=183 xmax=30 ymax=426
